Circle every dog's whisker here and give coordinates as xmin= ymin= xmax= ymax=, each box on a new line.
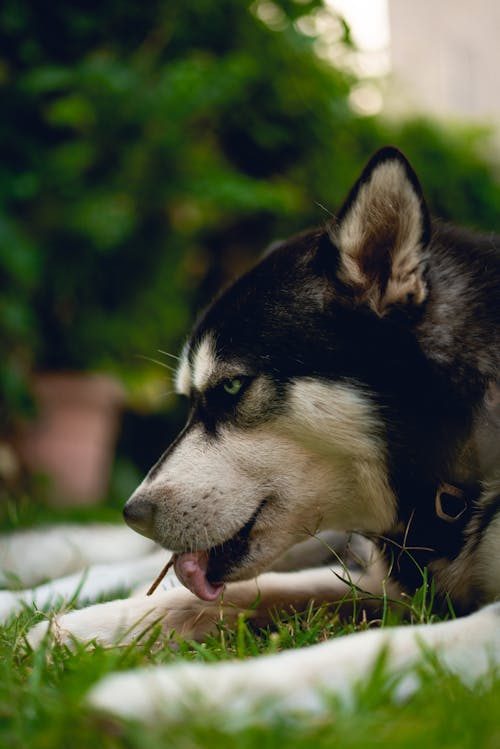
xmin=157 ymin=349 xmax=181 ymax=362
xmin=159 ymin=390 xmax=176 ymax=401
xmin=315 ymin=200 xmax=335 ymax=218
xmin=135 ymin=354 xmax=177 ymax=373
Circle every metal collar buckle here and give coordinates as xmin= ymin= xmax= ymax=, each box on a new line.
xmin=435 ymin=482 xmax=468 ymax=523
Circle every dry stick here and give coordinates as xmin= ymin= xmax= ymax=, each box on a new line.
xmin=146 ymin=554 xmax=176 ymax=596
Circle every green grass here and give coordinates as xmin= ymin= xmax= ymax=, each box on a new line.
xmin=0 ymin=502 xmax=498 ymax=747
xmin=1 ymin=588 xmax=500 ymax=749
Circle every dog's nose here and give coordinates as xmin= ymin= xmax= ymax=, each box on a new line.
xmin=123 ymin=494 xmax=155 ymax=537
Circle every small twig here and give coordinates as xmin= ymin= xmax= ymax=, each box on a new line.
xmin=146 ymin=555 xmax=176 ymax=596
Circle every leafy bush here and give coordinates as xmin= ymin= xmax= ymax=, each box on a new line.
xmin=0 ymin=0 xmax=351 ymax=423
xmin=1 ymin=0 xmax=500 ymax=431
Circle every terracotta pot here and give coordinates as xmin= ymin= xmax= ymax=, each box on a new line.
xmin=17 ymin=373 xmax=124 ymax=506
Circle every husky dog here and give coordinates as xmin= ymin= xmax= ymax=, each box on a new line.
xmin=24 ymin=148 xmax=500 ymax=721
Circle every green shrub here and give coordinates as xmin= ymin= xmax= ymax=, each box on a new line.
xmin=1 ymin=0 xmax=499 ymax=431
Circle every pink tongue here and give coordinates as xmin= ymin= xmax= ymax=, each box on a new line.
xmin=173 ymin=551 xmax=224 ymax=601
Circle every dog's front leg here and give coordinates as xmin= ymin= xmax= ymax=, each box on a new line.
xmin=88 ymin=603 xmax=500 ymax=724
xmin=27 ymin=561 xmax=391 ymax=649
xmin=0 ymin=550 xmax=168 ymax=626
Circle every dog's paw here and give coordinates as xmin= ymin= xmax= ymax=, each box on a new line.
xmin=26 ymin=586 xmax=232 ymax=649
xmin=87 ymin=659 xmax=296 ymax=725
xmin=87 ymin=645 xmax=338 ymax=724
xmin=88 ymin=665 xmax=197 ymax=722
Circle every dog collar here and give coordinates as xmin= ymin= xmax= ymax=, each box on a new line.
xmin=435 ymin=482 xmax=468 ymax=523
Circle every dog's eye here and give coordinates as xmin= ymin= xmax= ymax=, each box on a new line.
xmin=222 ymin=378 xmax=243 ymax=396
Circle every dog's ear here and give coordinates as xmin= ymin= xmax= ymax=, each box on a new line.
xmin=329 ymin=147 xmax=431 ymax=316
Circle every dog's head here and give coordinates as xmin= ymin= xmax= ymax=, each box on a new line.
xmin=124 ymin=148 xmax=433 ymax=598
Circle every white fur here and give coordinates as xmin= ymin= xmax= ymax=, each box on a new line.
xmin=192 ymin=334 xmax=218 ymax=392
xmin=27 ymin=559 xmax=390 ymax=648
xmin=0 ymin=550 xmax=178 ymax=625
xmin=0 ymin=524 xmax=155 ymax=587
xmin=285 ymin=380 xmax=396 ymax=532
xmin=87 ymin=603 xmax=500 ymax=724
xmin=174 ymin=343 xmax=191 ymax=396
xmin=0 ymin=524 xmax=179 ymax=626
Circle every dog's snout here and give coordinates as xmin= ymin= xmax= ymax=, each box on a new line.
xmin=123 ymin=494 xmax=155 ymax=537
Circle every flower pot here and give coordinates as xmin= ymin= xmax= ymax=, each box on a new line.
xmin=17 ymin=373 xmax=124 ymax=506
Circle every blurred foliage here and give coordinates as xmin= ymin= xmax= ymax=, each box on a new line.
xmin=1 ymin=0 xmax=500 ymax=434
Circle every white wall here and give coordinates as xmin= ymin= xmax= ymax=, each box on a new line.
xmin=388 ymin=0 xmax=500 ymax=120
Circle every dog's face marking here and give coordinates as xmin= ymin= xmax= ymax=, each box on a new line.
xmin=284 ymin=380 xmax=396 ymax=532
xmin=175 ymin=335 xmax=219 ymax=397
xmin=174 ymin=344 xmax=191 ymax=397
xmin=132 ymin=364 xmax=396 ymax=581
xmin=191 ymin=335 xmax=218 ymax=393
xmin=127 ymin=147 xmax=466 ymax=586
